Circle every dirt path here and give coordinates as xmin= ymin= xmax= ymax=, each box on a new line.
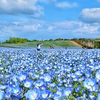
xmin=70 ymin=40 xmax=82 ymax=47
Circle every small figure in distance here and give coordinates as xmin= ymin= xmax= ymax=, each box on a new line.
xmin=37 ymin=43 xmax=43 ymax=51
xmin=50 ymin=46 xmax=54 ymax=49
xmin=82 ymin=46 xmax=86 ymax=49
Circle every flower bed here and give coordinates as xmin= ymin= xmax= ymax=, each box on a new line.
xmin=0 ymin=48 xmax=100 ymax=100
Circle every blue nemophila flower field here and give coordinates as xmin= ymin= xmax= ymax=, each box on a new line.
xmin=0 ymin=48 xmax=100 ymax=99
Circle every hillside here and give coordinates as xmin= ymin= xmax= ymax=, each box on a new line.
xmin=70 ymin=41 xmax=82 ymax=47
xmin=0 ymin=40 xmax=81 ymax=49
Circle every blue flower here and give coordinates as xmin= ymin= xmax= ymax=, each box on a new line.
xmin=18 ymin=72 xmax=27 ymax=82
xmin=89 ymin=93 xmax=96 ymax=100
xmin=63 ymin=87 xmax=73 ymax=97
xmin=71 ymin=73 xmax=77 ymax=79
xmin=58 ymin=83 xmax=63 ymax=87
xmin=85 ymin=71 xmax=91 ymax=78
xmin=53 ymin=94 xmax=61 ymax=100
xmin=83 ymin=78 xmax=96 ymax=90
xmin=44 ymin=59 xmax=49 ymax=64
xmin=96 ymin=70 xmax=100 ymax=80
xmin=90 ymin=59 xmax=94 ymax=64
xmin=0 ymin=84 xmax=7 ymax=90
xmin=49 ymin=83 xmax=56 ymax=88
xmin=56 ymin=89 xmax=63 ymax=97
xmin=75 ymin=71 xmax=82 ymax=77
xmin=73 ymin=76 xmax=78 ymax=81
xmin=12 ymin=75 xmax=18 ymax=82
xmin=12 ymin=95 xmax=22 ymax=100
xmin=43 ymin=74 xmax=52 ymax=82
xmin=6 ymin=86 xmax=12 ymax=93
xmin=97 ymin=93 xmax=100 ymax=100
xmin=0 ymin=90 xmax=4 ymax=99
xmin=79 ymin=76 xmax=85 ymax=81
xmin=40 ymin=85 xmax=47 ymax=90
xmin=23 ymin=79 xmax=33 ymax=88
xmin=90 ymin=85 xmax=98 ymax=92
xmin=76 ymin=97 xmax=82 ymax=100
xmin=40 ymin=90 xmax=50 ymax=99
xmin=4 ymin=92 xmax=11 ymax=99
xmin=12 ymin=86 xmax=22 ymax=96
xmin=82 ymin=93 xmax=87 ymax=99
xmin=25 ymin=88 xmax=40 ymax=100
xmin=35 ymin=79 xmax=44 ymax=87
xmin=75 ymin=85 xmax=81 ymax=93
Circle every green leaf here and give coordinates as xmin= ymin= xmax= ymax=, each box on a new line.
xmin=91 ymin=92 xmax=98 ymax=98
xmin=73 ymin=83 xmax=78 ymax=88
xmin=50 ymin=87 xmax=57 ymax=93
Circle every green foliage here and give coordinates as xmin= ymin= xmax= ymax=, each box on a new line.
xmin=68 ymin=95 xmax=75 ymax=100
xmin=52 ymin=76 xmax=59 ymax=85
xmin=72 ymin=90 xmax=83 ymax=98
xmin=49 ymin=39 xmax=53 ymax=41
xmin=2 ymin=37 xmax=30 ymax=44
xmin=22 ymin=97 xmax=26 ymax=100
xmin=54 ymin=38 xmax=64 ymax=41
xmin=32 ymin=39 xmax=39 ymax=42
xmin=50 ymin=87 xmax=57 ymax=93
xmin=91 ymin=92 xmax=98 ymax=98
xmin=44 ymin=40 xmax=49 ymax=42
xmin=73 ymin=83 xmax=78 ymax=89
xmin=2 ymin=37 xmax=100 ymax=48
xmin=95 ymin=38 xmax=100 ymax=40
xmin=92 ymin=71 xmax=96 ymax=77
xmin=1 ymin=37 xmax=81 ymax=48
xmin=71 ymin=38 xmax=77 ymax=41
xmin=94 ymin=42 xmax=100 ymax=48
xmin=71 ymin=70 xmax=75 ymax=73
xmin=71 ymin=81 xmax=89 ymax=98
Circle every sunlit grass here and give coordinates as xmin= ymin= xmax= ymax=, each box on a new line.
xmin=0 ymin=40 xmax=81 ymax=49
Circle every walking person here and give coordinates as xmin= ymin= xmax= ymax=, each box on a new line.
xmin=37 ymin=43 xmax=43 ymax=51
xmin=50 ymin=46 xmax=54 ymax=49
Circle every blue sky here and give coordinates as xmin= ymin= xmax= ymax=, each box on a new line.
xmin=0 ymin=0 xmax=100 ymax=41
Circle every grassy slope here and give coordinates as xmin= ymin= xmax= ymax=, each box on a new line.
xmin=0 ymin=40 xmax=81 ymax=48
xmin=70 ymin=41 xmax=82 ymax=47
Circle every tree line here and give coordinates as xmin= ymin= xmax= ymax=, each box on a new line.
xmin=2 ymin=37 xmax=70 ymax=44
xmin=2 ymin=37 xmax=30 ymax=44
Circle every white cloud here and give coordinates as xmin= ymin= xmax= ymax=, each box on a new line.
xmin=0 ymin=0 xmax=79 ymax=18
xmin=74 ymin=24 xmax=99 ymax=34
xmin=48 ymin=26 xmax=54 ymax=31
xmin=53 ymin=21 xmax=81 ymax=30
xmin=38 ymin=0 xmax=56 ymax=4
xmin=0 ymin=0 xmax=44 ymax=18
xmin=23 ymin=24 xmax=41 ymax=31
xmin=79 ymin=8 xmax=100 ymax=23
xmin=55 ymin=2 xmax=78 ymax=9
xmin=0 ymin=20 xmax=99 ymax=41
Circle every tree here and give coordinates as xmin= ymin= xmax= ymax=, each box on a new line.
xmin=49 ymin=39 xmax=53 ymax=41
xmin=54 ymin=38 xmax=63 ymax=41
